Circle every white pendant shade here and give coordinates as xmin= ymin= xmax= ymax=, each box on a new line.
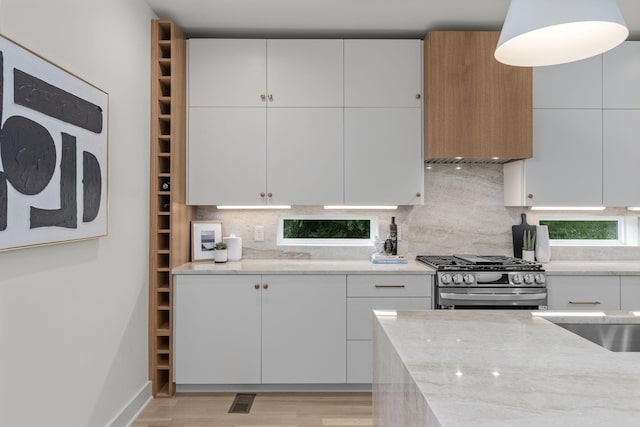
xmin=495 ymin=0 xmax=629 ymax=67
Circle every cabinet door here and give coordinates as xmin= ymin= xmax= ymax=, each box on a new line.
xmin=261 ymin=275 xmax=346 ymax=384
xmin=266 ymin=108 xmax=343 ymax=205
xmin=533 ymin=55 xmax=602 ymax=109
xmin=344 ymin=39 xmax=422 ymax=107
xmin=266 ymin=39 xmax=343 ymax=107
xmin=188 ymin=39 xmax=266 ymax=107
xmin=603 ymin=110 xmax=640 ymax=206
xmin=603 ymin=42 xmax=640 ymax=109
xmin=174 ymin=275 xmax=262 ymax=384
xmin=187 ymin=107 xmax=267 ymax=205
xmin=347 ymin=297 xmax=431 ymax=340
xmin=345 ymin=108 xmax=423 ymax=205
xmin=547 ymin=276 xmax=620 ymax=310
xmin=621 ymin=276 xmax=640 ymax=311
xmin=525 ymin=109 xmax=603 ymax=206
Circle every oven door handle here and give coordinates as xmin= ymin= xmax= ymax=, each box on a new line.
xmin=439 ymin=292 xmax=547 ymax=301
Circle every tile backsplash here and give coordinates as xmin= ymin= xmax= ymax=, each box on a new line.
xmin=195 ymin=164 xmax=640 ymax=261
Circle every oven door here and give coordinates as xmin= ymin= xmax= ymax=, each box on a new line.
xmin=437 ymin=286 xmax=547 ymax=309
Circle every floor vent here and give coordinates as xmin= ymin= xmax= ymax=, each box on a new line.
xmin=228 ymin=393 xmax=256 ymax=414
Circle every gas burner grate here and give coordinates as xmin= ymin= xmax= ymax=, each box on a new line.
xmin=416 ymin=255 xmax=543 ymax=271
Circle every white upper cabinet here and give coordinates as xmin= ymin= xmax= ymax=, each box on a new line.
xmin=187 ymin=108 xmax=267 ymax=205
xmin=505 ymin=109 xmax=602 ymax=207
xmin=266 ymin=108 xmax=344 ymax=205
xmin=266 ymin=39 xmax=343 ymax=107
xmin=603 ymin=110 xmax=640 ymax=207
xmin=345 ymin=108 xmax=423 ymax=205
xmin=188 ymin=39 xmax=267 ymax=107
xmin=187 ymin=38 xmax=423 ymax=206
xmin=532 ymin=55 xmax=602 ymax=109
xmin=344 ymin=40 xmax=422 ymax=107
xmin=603 ymin=42 xmax=640 ymax=109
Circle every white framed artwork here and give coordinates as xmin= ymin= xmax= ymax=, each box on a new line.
xmin=0 ymin=34 xmax=108 ymax=251
xmin=191 ymin=220 xmax=223 ymax=261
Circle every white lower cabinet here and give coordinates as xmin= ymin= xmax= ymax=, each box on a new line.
xmin=261 ymin=275 xmax=346 ymax=383
xmin=346 ymin=274 xmax=432 ymax=383
xmin=174 ymin=275 xmax=262 ymax=384
xmin=547 ymin=275 xmax=621 ymax=310
xmin=621 ymin=276 xmax=640 ymax=311
xmin=174 ymin=274 xmax=346 ymax=385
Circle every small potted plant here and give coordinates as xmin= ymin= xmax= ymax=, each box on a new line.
xmin=214 ymin=241 xmax=228 ymax=263
xmin=522 ymin=229 xmax=536 ymax=262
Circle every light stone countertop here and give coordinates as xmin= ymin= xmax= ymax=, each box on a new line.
xmin=542 ymin=260 xmax=640 ymax=275
xmin=374 ymin=310 xmax=640 ymax=426
xmin=172 ymin=259 xmax=434 ymax=275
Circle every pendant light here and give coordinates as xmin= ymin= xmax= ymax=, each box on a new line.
xmin=495 ymin=0 xmax=628 ymax=67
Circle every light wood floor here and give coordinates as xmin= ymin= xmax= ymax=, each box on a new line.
xmin=132 ymin=392 xmax=373 ymax=427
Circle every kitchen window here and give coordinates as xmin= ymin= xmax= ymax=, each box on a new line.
xmin=539 ymin=216 xmax=638 ymax=246
xmin=277 ymin=216 xmax=376 ymax=246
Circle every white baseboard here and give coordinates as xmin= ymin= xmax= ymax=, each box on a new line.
xmin=176 ymin=383 xmax=372 ymax=393
xmin=107 ymin=381 xmax=152 ymax=427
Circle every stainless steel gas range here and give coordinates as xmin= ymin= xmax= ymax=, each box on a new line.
xmin=416 ymin=255 xmax=547 ymax=310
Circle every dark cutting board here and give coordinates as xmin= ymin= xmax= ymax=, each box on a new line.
xmin=512 ymin=213 xmax=536 ymax=258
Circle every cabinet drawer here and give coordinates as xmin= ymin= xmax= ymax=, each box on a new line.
xmin=548 ymin=276 xmax=620 ymax=310
xmin=347 ymin=274 xmax=430 ymax=297
xmin=347 ymin=297 xmax=431 ymax=340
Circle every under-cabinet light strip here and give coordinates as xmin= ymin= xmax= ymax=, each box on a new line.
xmin=627 ymin=207 xmax=640 ymax=211
xmin=324 ymin=205 xmax=398 ymax=210
xmin=217 ymin=205 xmax=291 ymax=210
xmin=530 ymin=206 xmax=606 ymax=211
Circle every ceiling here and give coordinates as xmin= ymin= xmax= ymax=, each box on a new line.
xmin=143 ymin=0 xmax=640 ymax=40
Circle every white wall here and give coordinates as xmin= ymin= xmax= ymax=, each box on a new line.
xmin=0 ymin=1 xmax=156 ymax=426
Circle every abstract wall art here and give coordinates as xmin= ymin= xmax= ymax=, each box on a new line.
xmin=0 ymin=34 xmax=108 ymax=251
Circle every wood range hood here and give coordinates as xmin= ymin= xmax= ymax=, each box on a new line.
xmin=423 ymin=31 xmax=533 ymax=165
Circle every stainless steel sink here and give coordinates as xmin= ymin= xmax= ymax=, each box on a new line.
xmin=556 ymin=323 xmax=640 ymax=352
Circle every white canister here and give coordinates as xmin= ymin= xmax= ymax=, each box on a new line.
xmin=223 ymin=234 xmax=242 ymax=261
xmin=535 ymin=225 xmax=551 ymax=263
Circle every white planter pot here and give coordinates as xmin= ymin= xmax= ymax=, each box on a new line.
xmin=522 ymin=250 xmax=535 ymax=262
xmin=214 ymin=249 xmax=228 ymax=263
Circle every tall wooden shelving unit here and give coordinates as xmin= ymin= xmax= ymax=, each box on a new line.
xmin=149 ymin=19 xmax=191 ymax=397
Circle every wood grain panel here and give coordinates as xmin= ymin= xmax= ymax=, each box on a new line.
xmin=424 ymin=31 xmax=532 ymax=161
xmin=149 ymin=19 xmax=192 ymax=398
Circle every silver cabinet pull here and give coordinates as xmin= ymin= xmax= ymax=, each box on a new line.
xmin=569 ymin=301 xmax=601 ymax=305
xmin=267 ymin=93 xmax=273 ymax=101
xmin=416 ymin=93 xmax=421 ymax=99
xmin=267 ymin=192 xmax=273 ymax=198
xmin=255 ymin=284 xmax=260 ymax=289
xmin=375 ymin=285 xmax=405 ymax=288
xmin=263 ymin=283 xmax=269 ymax=289
xmin=416 ymin=192 xmax=421 ymax=197
xmin=260 ymin=94 xmax=266 ymax=101
xmin=260 ymin=192 xmax=265 ymax=197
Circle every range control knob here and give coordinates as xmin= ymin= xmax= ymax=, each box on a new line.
xmin=535 ymin=274 xmax=546 ymax=284
xmin=512 ymin=273 xmax=523 ymax=284
xmin=440 ymin=273 xmax=452 ymax=284
xmin=452 ymin=273 xmax=464 ymax=284
xmin=463 ymin=274 xmax=475 ymax=284
xmin=524 ymin=273 xmax=535 ymax=284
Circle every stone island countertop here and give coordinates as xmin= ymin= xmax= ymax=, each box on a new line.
xmin=173 ymin=259 xmax=434 ymax=275
xmin=373 ymin=310 xmax=640 ymax=427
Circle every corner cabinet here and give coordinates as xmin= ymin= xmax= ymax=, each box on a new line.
xmin=187 ymin=38 xmax=424 ymax=206
xmin=424 ymin=31 xmax=532 ymax=162
xmin=505 ymin=41 xmax=640 ymax=207
xmin=174 ymin=274 xmax=347 ymax=385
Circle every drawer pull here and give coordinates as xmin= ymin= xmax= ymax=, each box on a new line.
xmin=569 ymin=301 xmax=601 ymax=305
xmin=375 ymin=285 xmax=405 ymax=288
